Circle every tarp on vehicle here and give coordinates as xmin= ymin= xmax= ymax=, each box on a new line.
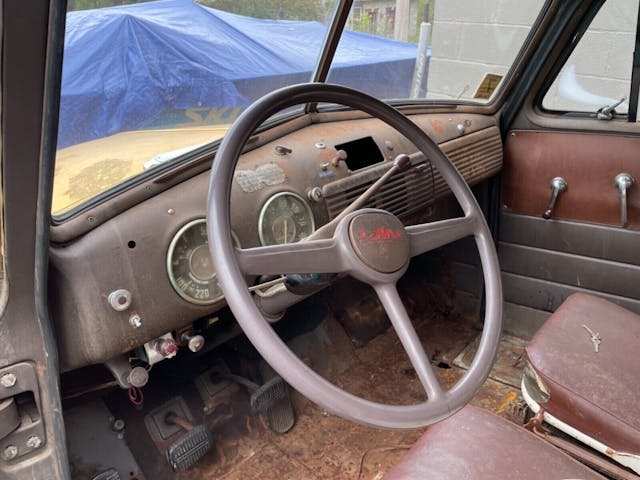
xmin=59 ymin=0 xmax=420 ymax=148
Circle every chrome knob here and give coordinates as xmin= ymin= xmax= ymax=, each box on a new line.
xmin=180 ymin=332 xmax=205 ymax=353
xmin=308 ymin=187 xmax=322 ymax=202
xmin=542 ymin=177 xmax=568 ymax=220
xmin=615 ymin=173 xmax=634 ymax=228
xmin=107 ymin=289 xmax=132 ymax=311
xmin=332 ymin=149 xmax=348 ymax=167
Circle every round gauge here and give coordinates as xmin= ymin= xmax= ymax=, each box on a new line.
xmin=258 ymin=192 xmax=315 ymax=246
xmin=167 ymin=219 xmax=239 ymax=305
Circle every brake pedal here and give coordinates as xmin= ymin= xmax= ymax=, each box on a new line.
xmin=250 ymin=376 xmax=295 ymax=433
xmin=165 ymin=415 xmax=214 ymax=472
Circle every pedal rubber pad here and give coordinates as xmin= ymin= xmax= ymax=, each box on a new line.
xmin=250 ymin=376 xmax=295 ymax=433
xmin=91 ymin=469 xmax=120 ymax=480
xmin=166 ymin=425 xmax=214 ymax=472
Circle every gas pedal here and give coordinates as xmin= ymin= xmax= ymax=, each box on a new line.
xmin=166 ymin=424 xmax=214 ymax=472
xmin=250 ymin=376 xmax=295 ymax=434
xmin=91 ymin=469 xmax=120 ymax=480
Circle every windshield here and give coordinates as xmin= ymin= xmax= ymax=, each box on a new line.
xmin=54 ymin=0 xmax=337 ymax=215
xmin=53 ymin=0 xmax=546 ymax=217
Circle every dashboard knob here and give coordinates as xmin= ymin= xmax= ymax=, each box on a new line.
xmin=128 ymin=366 xmax=149 ymax=388
xmin=107 ymin=289 xmax=132 ymax=311
xmin=308 ymin=187 xmax=323 ymax=203
xmin=332 ymin=149 xmax=348 ymax=167
xmin=187 ymin=335 xmax=205 ymax=353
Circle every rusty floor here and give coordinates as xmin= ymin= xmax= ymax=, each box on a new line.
xmin=96 ymin=289 xmax=528 ymax=480
xmin=176 ymin=314 xmax=524 ymax=480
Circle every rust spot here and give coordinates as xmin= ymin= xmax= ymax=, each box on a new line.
xmin=496 ymin=390 xmax=518 ymax=413
xmin=431 ymin=119 xmax=445 ymax=133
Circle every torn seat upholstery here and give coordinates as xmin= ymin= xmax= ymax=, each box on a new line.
xmin=525 ymin=293 xmax=640 ymax=457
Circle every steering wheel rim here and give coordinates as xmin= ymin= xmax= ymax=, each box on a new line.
xmin=207 ymin=83 xmax=502 ymax=429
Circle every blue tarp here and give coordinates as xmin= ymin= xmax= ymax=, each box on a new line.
xmin=59 ymin=0 xmax=419 ymax=148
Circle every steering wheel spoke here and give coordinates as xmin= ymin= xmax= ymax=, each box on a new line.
xmin=374 ymin=283 xmax=443 ymax=401
xmin=406 ymin=214 xmax=477 ymax=258
xmin=235 ymin=238 xmax=345 ymax=276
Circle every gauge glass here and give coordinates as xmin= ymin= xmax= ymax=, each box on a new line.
xmin=258 ymin=192 xmax=315 ymax=246
xmin=167 ymin=219 xmax=239 ymax=305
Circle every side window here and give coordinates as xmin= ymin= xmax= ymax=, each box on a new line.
xmin=543 ymin=0 xmax=639 ymax=115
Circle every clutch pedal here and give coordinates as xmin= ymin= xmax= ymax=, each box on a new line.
xmin=165 ymin=414 xmax=214 ymax=472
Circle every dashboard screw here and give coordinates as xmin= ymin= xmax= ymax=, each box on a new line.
xmin=2 ymin=445 xmax=18 ymax=460
xmin=26 ymin=436 xmax=42 ymax=450
xmin=1 ymin=373 xmax=16 ymax=388
xmin=129 ymin=314 xmax=142 ymax=328
xmin=111 ymin=419 xmax=125 ymax=432
xmin=167 ymin=208 xmax=175 ymax=215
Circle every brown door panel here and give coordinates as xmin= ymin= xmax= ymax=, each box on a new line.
xmin=502 ymin=130 xmax=640 ymax=228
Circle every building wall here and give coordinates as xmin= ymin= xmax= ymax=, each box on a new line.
xmin=427 ymin=0 xmax=638 ymax=109
xmin=351 ymin=0 xmax=420 ymax=40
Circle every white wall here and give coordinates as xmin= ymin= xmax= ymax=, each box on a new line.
xmin=427 ymin=0 xmax=638 ymax=109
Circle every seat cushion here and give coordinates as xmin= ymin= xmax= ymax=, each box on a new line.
xmin=384 ymin=405 xmax=605 ymax=479
xmin=525 ymin=293 xmax=640 ymax=455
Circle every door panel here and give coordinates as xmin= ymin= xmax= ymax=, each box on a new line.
xmin=499 ymin=131 xmax=640 ymax=322
xmin=502 ymin=130 xmax=640 ymax=228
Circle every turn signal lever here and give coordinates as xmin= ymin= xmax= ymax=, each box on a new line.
xmin=542 ymin=177 xmax=567 ymax=220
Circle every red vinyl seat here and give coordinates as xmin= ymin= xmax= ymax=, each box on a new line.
xmin=525 ymin=293 xmax=640 ymax=458
xmin=384 ymin=405 xmax=605 ymax=479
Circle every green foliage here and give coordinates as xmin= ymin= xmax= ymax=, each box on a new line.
xmin=68 ymin=0 xmax=330 ymax=20
xmin=68 ymin=0 xmax=150 ymax=10
xmin=196 ymin=0 xmax=330 ymax=22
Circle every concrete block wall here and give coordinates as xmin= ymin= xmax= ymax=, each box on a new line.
xmin=427 ymin=0 xmax=637 ymax=109
xmin=543 ymin=0 xmax=637 ymax=112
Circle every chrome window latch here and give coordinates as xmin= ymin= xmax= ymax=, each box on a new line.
xmin=542 ymin=177 xmax=568 ymax=220
xmin=596 ymin=97 xmax=625 ymax=120
xmin=614 ymin=173 xmax=634 ymax=228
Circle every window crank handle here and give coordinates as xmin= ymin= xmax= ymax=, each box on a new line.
xmin=614 ymin=173 xmax=634 ymax=228
xmin=542 ymin=177 xmax=568 ymax=220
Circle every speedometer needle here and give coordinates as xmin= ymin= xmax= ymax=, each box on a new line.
xmin=284 ymin=217 xmax=288 ymax=243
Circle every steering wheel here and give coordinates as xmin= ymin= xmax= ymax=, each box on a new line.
xmin=207 ymin=83 xmax=502 ymax=429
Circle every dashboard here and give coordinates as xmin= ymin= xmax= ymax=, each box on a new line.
xmin=49 ymin=111 xmax=502 ymax=372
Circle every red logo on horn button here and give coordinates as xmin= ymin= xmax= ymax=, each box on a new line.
xmin=358 ymin=228 xmax=403 ymax=242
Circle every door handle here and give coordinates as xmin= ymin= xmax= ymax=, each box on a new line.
xmin=542 ymin=177 xmax=568 ymax=220
xmin=614 ymin=173 xmax=634 ymax=227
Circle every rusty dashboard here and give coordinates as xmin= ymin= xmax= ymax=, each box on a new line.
xmin=49 ymin=112 xmax=502 ymax=371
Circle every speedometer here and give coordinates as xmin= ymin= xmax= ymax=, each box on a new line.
xmin=167 ymin=219 xmax=239 ymax=305
xmin=258 ymin=192 xmax=315 ymax=246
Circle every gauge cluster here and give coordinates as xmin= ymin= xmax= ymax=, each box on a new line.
xmin=168 ymin=190 xmax=316 ymax=305
xmin=258 ymin=192 xmax=315 ymax=246
xmin=166 ymin=219 xmax=240 ymax=305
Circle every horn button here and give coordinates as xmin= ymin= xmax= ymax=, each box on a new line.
xmin=348 ymin=212 xmax=410 ymax=273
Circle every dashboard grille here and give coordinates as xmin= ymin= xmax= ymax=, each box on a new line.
xmin=322 ymin=158 xmax=435 ymax=220
xmin=322 ymin=127 xmax=503 ymax=220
